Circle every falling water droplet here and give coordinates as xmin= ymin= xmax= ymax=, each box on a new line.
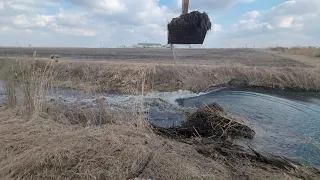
xmin=170 ymin=44 xmax=177 ymax=63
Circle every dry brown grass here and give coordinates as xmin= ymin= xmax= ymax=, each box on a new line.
xmin=270 ymin=46 xmax=320 ymax=58
xmin=0 ymin=58 xmax=55 ymax=116
xmin=44 ymin=61 xmax=320 ymax=93
xmin=0 ymin=58 xmax=17 ymax=107
xmin=2 ymin=107 xmax=319 ymax=180
xmin=3 ymin=48 xmax=320 ymax=95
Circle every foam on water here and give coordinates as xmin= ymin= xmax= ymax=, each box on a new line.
xmin=46 ymin=90 xmax=204 ymax=109
xmin=143 ymin=90 xmax=206 ymax=105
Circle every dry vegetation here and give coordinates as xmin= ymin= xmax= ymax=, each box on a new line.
xmin=154 ymin=103 xmax=255 ymax=140
xmin=3 ymin=107 xmax=320 ymax=180
xmin=270 ymin=46 xmax=320 ymax=58
xmin=46 ymin=61 xmax=320 ymax=93
xmin=0 ymin=51 xmax=320 ymax=179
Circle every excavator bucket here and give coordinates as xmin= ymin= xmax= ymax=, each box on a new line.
xmin=167 ymin=11 xmax=212 ymax=45
xmin=168 ymin=25 xmax=207 ymax=44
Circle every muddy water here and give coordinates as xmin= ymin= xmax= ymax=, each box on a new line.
xmin=176 ymin=88 xmax=320 ymax=167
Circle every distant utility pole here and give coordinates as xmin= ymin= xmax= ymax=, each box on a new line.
xmin=16 ymin=41 xmax=21 ymax=48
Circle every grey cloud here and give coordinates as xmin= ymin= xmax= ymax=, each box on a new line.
xmin=63 ymin=0 xmax=175 ymax=26
xmin=220 ymin=0 xmax=320 ymax=46
xmin=63 ymin=0 xmax=98 ymax=8
xmin=263 ymin=0 xmax=320 ymax=29
xmin=175 ymin=0 xmax=255 ymax=11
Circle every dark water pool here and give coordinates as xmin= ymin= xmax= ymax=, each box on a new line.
xmin=151 ymin=88 xmax=320 ymax=167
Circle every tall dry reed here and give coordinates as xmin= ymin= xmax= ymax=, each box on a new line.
xmin=0 ymin=58 xmax=55 ymax=115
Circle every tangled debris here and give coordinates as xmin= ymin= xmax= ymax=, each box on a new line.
xmin=167 ymin=11 xmax=212 ymax=34
xmin=153 ymin=103 xmax=255 ymax=140
xmin=185 ymin=103 xmax=255 ymax=139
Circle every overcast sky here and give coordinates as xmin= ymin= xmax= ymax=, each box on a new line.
xmin=0 ymin=0 xmax=319 ymax=48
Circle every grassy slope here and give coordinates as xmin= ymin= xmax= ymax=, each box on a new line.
xmin=49 ymin=61 xmax=320 ymax=93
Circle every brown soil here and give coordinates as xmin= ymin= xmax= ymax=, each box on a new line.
xmin=0 ymin=47 xmax=308 ymax=67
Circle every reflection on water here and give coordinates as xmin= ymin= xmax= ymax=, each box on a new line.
xmin=149 ymin=109 xmax=185 ymax=128
xmin=177 ymin=88 xmax=320 ymax=167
